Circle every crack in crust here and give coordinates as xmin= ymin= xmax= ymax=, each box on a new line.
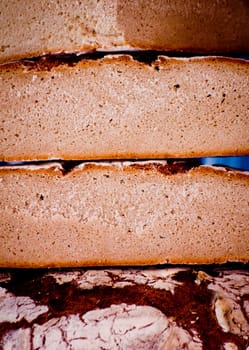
xmin=0 ymin=268 xmax=248 ymax=349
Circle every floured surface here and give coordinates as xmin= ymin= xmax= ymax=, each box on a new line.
xmin=0 ymin=267 xmax=248 ymax=349
xmin=2 ymin=305 xmax=202 ymax=350
xmin=47 ymin=267 xmax=185 ymax=293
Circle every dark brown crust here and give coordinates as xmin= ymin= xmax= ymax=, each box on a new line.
xmin=0 ymin=39 xmax=249 ymax=65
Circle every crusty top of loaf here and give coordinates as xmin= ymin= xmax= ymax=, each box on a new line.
xmin=1 ymin=161 xmax=248 ymax=181
xmin=1 ymin=54 xmax=248 ymax=73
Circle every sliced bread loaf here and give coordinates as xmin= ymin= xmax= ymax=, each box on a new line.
xmin=1 ymin=55 xmax=248 ymax=161
xmin=0 ymin=161 xmax=248 ymax=267
xmin=1 ymin=0 xmax=249 ymax=62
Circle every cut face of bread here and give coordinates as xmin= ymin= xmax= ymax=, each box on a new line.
xmin=0 ymin=55 xmax=248 ymax=161
xmin=0 ymin=161 xmax=248 ymax=267
xmin=0 ymin=0 xmax=249 ymax=62
xmin=0 ymin=267 xmax=248 ymax=349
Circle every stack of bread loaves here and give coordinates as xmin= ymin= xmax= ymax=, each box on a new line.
xmin=0 ymin=1 xmax=248 ymax=348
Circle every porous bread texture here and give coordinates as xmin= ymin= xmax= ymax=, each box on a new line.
xmin=0 ymin=55 xmax=248 ymax=161
xmin=0 ymin=162 xmax=248 ymax=267
xmin=0 ymin=0 xmax=249 ymax=62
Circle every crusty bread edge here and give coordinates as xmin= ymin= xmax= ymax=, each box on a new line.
xmin=2 ymin=147 xmax=249 ymax=162
xmin=1 ymin=54 xmax=248 ymax=72
xmin=1 ymin=254 xmax=248 ymax=269
xmin=1 ymin=162 xmax=248 ymax=181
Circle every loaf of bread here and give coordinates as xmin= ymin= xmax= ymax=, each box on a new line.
xmin=0 ymin=267 xmax=248 ymax=349
xmin=1 ymin=0 xmax=249 ymax=63
xmin=0 ymin=161 xmax=248 ymax=267
xmin=1 ymin=55 xmax=248 ymax=161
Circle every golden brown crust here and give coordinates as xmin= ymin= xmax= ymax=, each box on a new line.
xmin=1 ymin=255 xmax=249 ymax=268
xmin=2 ymin=146 xmax=249 ymax=163
xmin=0 ymin=164 xmax=63 ymax=176
xmin=1 ymin=148 xmax=249 ymax=162
xmin=189 ymin=165 xmax=249 ymax=182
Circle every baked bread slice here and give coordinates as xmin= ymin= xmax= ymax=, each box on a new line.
xmin=1 ymin=0 xmax=249 ymax=62
xmin=1 ymin=55 xmax=248 ymax=161
xmin=0 ymin=161 xmax=248 ymax=267
xmin=0 ymin=267 xmax=248 ymax=349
